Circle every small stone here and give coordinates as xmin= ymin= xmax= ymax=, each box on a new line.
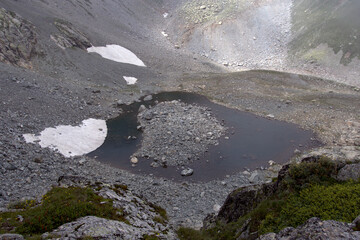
xmin=130 ymin=157 xmax=138 ymax=164
xmin=116 ymin=100 xmax=124 ymax=106
xmin=200 ymin=5 xmax=206 ymax=10
xmin=200 ymin=192 xmax=205 ymax=197
xmin=294 ymin=149 xmax=301 ymax=154
xmin=181 ymin=168 xmax=194 ymax=176
xmin=268 ymin=160 xmax=275 ymax=166
xmin=144 ymin=95 xmax=153 ymax=101
xmin=213 ymin=204 xmax=221 ymax=212
xmin=150 ymin=162 xmax=159 ymax=168
xmin=79 ymin=158 xmax=86 ymax=164
xmin=25 ymin=177 xmax=31 ymax=183
xmin=138 ymin=105 xmax=147 ymax=113
xmin=249 ymin=171 xmax=260 ymax=182
xmin=266 ymin=114 xmax=275 ymax=119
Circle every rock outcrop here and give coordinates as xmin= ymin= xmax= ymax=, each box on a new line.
xmin=258 ymin=217 xmax=360 ymax=240
xmin=204 ymin=150 xmax=360 ymax=239
xmin=0 ymin=8 xmax=40 ymax=68
xmin=45 ymin=216 xmax=163 ymax=240
xmin=50 ymin=20 xmax=91 ymax=50
xmin=40 ymin=176 xmax=175 ymax=239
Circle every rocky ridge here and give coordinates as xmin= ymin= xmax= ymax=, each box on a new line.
xmin=0 ymin=8 xmax=40 ymax=68
xmin=135 ymin=100 xmax=226 ymax=167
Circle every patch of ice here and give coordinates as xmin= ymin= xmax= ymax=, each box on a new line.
xmin=23 ymin=119 xmax=107 ymax=158
xmin=123 ymin=76 xmax=138 ymax=85
xmin=87 ymin=44 xmax=146 ymax=67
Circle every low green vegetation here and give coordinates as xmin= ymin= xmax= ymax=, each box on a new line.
xmin=149 ymin=202 xmax=168 ymax=222
xmin=0 ymin=187 xmax=126 ymax=238
xmin=177 ymin=158 xmax=360 ymax=239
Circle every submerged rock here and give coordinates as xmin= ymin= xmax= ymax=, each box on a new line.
xmin=181 ymin=168 xmax=194 ymax=176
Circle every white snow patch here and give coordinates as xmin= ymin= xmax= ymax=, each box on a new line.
xmin=87 ymin=44 xmax=146 ymax=67
xmin=123 ymin=76 xmax=138 ymax=85
xmin=23 ymin=119 xmax=107 ymax=158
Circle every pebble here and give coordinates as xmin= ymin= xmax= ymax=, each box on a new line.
xmin=130 ymin=157 xmax=139 ymax=164
xmin=181 ymin=168 xmax=194 ymax=176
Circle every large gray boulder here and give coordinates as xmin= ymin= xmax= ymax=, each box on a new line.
xmin=45 ymin=216 xmax=151 ymax=240
xmin=337 ymin=163 xmax=360 ymax=181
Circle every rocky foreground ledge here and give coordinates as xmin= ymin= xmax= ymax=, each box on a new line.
xmin=177 ymin=148 xmax=360 ymax=239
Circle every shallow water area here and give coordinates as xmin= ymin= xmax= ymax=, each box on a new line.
xmin=89 ymin=92 xmax=321 ymax=182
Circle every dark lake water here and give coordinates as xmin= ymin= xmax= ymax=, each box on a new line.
xmin=88 ymin=92 xmax=321 ymax=182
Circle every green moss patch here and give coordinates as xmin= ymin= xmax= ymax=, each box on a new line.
xmin=0 ymin=187 xmax=126 ymax=238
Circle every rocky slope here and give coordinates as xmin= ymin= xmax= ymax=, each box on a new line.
xmin=0 ymin=0 xmax=359 ymax=239
xmin=164 ymin=0 xmax=360 ymax=87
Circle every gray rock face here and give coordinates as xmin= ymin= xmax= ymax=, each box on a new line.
xmin=50 ymin=20 xmax=92 ymax=50
xmin=0 ymin=234 xmax=24 ymax=240
xmin=258 ymin=217 xmax=360 ymax=240
xmin=135 ymin=100 xmax=226 ymax=166
xmin=0 ymin=8 xmax=40 ymax=68
xmin=46 ymin=216 xmax=155 ymax=240
xmin=337 ymin=163 xmax=360 ymax=181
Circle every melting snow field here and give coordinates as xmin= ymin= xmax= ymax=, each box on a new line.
xmin=123 ymin=76 xmax=138 ymax=85
xmin=23 ymin=119 xmax=107 ymax=157
xmin=87 ymin=44 xmax=146 ymax=67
